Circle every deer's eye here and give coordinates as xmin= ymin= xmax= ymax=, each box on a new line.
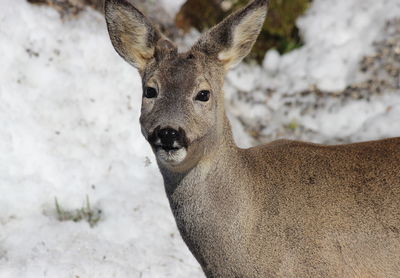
xmin=195 ymin=90 xmax=210 ymax=102
xmin=144 ymin=87 xmax=158 ymax=99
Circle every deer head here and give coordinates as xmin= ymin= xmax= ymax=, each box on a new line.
xmin=105 ymin=0 xmax=268 ymax=172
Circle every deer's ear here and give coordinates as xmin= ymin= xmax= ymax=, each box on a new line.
xmin=105 ymin=0 xmax=175 ymax=72
xmin=192 ymin=0 xmax=268 ymax=70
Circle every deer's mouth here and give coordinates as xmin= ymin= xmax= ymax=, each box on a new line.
xmin=155 ymin=144 xmax=182 ymax=152
xmin=155 ymin=146 xmax=188 ymax=165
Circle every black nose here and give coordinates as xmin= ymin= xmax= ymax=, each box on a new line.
xmin=157 ymin=128 xmax=180 ymax=147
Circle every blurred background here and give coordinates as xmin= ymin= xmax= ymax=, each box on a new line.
xmin=0 ymin=0 xmax=399 ymax=277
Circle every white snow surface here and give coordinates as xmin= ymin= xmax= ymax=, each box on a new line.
xmin=1 ymin=0 xmax=400 ymax=277
xmin=256 ymin=0 xmax=400 ymax=93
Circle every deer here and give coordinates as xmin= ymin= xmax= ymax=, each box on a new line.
xmin=104 ymin=0 xmax=400 ymax=277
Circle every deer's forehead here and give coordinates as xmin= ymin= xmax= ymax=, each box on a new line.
xmin=158 ymin=57 xmax=198 ymax=83
xmin=147 ymin=56 xmax=208 ymax=94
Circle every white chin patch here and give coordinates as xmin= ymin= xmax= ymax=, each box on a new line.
xmin=157 ymin=148 xmax=187 ymax=165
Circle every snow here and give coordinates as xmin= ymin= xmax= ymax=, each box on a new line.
xmin=301 ymin=95 xmax=399 ymax=138
xmin=257 ymin=0 xmax=400 ymax=93
xmin=1 ymin=0 xmax=399 ymax=277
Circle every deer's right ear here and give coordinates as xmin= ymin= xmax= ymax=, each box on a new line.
xmin=105 ymin=0 xmax=163 ymax=72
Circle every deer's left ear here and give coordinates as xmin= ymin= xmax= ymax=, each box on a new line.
xmin=192 ymin=0 xmax=268 ymax=70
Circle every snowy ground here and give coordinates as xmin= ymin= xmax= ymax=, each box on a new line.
xmin=1 ymin=0 xmax=400 ymax=277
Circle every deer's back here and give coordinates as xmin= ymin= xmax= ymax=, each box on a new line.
xmin=241 ymin=137 xmax=400 ymax=277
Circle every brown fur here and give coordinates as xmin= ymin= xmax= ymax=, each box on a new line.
xmin=105 ymin=0 xmax=400 ymax=277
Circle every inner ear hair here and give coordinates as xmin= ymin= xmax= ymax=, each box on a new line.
xmin=218 ymin=5 xmax=267 ymax=68
xmin=192 ymin=0 xmax=268 ymax=70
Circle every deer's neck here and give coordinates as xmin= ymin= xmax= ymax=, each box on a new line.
xmin=158 ymin=115 xmax=254 ymax=273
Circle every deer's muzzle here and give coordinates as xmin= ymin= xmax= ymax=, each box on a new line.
xmin=147 ymin=126 xmax=189 ymax=166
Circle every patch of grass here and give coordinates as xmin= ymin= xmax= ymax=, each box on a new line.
xmin=286 ymin=119 xmax=298 ymax=131
xmin=176 ymin=0 xmax=226 ymax=32
xmin=55 ymin=195 xmax=101 ymax=228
